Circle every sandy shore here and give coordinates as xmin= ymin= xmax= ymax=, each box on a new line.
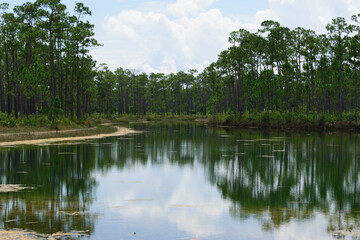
xmin=0 ymin=229 xmax=88 ymax=240
xmin=0 ymin=127 xmax=138 ymax=147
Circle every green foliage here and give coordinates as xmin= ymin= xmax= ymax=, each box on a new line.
xmin=0 ymin=116 xmax=17 ymax=128
xmin=343 ymin=112 xmax=357 ymax=122
xmin=1 ymin=0 xmax=360 ymax=132
xmin=48 ymin=97 xmax=63 ymax=121
xmin=48 ymin=96 xmax=63 ymax=131
xmin=21 ymin=116 xmax=39 ymax=126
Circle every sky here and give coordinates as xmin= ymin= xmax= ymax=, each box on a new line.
xmin=6 ymin=0 xmax=360 ymax=73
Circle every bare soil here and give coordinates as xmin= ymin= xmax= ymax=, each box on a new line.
xmin=0 ymin=184 xmax=36 ymax=193
xmin=0 ymin=127 xmax=138 ymax=147
xmin=0 ymin=229 xmax=89 ymax=240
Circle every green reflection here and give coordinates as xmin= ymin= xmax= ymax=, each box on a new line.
xmin=130 ymin=124 xmax=360 ymax=234
xmin=0 ymin=144 xmax=97 ymax=235
xmin=0 ymin=124 xmax=359 ymax=238
xmin=202 ymin=129 xmax=360 ymax=234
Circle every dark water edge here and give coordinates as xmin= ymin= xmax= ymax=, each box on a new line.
xmin=0 ymin=122 xmax=359 ymax=239
xmin=207 ymin=120 xmax=360 ymax=133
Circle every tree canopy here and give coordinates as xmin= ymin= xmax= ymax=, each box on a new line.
xmin=1 ymin=1 xmax=360 ymax=124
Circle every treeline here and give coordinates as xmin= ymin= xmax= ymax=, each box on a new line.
xmin=211 ymin=17 xmax=360 ymax=123
xmin=2 ymin=0 xmax=360 ymax=123
xmin=0 ymin=1 xmax=98 ymax=120
xmin=97 ymin=15 xmax=360 ymax=123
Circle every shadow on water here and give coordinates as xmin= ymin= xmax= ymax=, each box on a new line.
xmin=0 ymin=123 xmax=359 ymax=238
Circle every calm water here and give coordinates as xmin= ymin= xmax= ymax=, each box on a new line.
xmin=0 ymin=123 xmax=360 ymax=239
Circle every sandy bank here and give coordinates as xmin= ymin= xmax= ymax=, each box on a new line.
xmin=0 ymin=127 xmax=138 ymax=147
xmin=0 ymin=229 xmax=88 ymax=240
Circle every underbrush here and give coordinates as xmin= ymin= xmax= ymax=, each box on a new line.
xmin=2 ymin=111 xmax=359 ymax=132
xmin=208 ymin=110 xmax=360 ymax=131
xmin=88 ymin=112 xmax=204 ymax=123
xmin=0 ymin=113 xmax=92 ymax=129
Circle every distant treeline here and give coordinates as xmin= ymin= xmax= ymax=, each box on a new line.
xmin=1 ymin=1 xmax=360 ymax=123
xmin=95 ymin=14 xmax=360 ymax=123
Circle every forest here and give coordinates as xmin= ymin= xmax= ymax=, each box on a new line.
xmin=1 ymin=0 xmax=360 ymax=127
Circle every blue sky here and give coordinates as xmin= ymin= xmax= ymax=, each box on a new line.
xmin=5 ymin=0 xmax=360 ymax=73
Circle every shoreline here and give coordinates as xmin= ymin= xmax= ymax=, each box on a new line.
xmin=0 ymin=126 xmax=138 ymax=147
xmin=208 ymin=121 xmax=360 ymax=133
xmin=120 ymin=114 xmax=360 ymax=133
xmin=0 ymin=116 xmax=359 ymax=147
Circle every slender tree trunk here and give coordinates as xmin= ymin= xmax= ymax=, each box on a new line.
xmin=57 ymin=39 xmax=63 ymax=108
xmin=81 ymin=76 xmax=85 ymax=118
xmin=118 ymin=88 xmax=121 ymax=114
xmin=76 ymin=47 xmax=81 ymax=119
xmin=25 ymin=95 xmax=29 ymax=119
xmin=125 ymin=94 xmax=129 ymax=113
xmin=27 ymin=37 xmax=35 ymax=115
xmin=49 ymin=25 xmax=55 ymax=101
xmin=85 ymin=94 xmax=88 ymax=117
xmin=298 ymin=51 xmax=302 ymax=81
xmin=70 ymin=67 xmax=74 ymax=120
xmin=0 ymin=63 xmax=5 ymax=112
xmin=355 ymin=67 xmax=358 ymax=122
xmin=186 ymin=86 xmax=190 ymax=115
xmin=5 ymin=42 xmax=12 ymax=115
xmin=212 ymin=105 xmax=216 ymax=123
xmin=64 ymin=66 xmax=68 ymax=117
xmin=11 ymin=48 xmax=19 ymax=119
xmin=31 ymin=96 xmax=36 ymax=117
xmin=81 ymin=54 xmax=85 ymax=118
xmin=26 ymin=37 xmax=32 ymax=66
xmin=236 ymin=68 xmax=243 ymax=118
xmin=339 ymin=47 xmax=343 ymax=118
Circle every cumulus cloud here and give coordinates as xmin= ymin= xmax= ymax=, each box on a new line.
xmin=167 ymin=0 xmax=216 ymax=18
xmin=267 ymin=0 xmax=360 ymax=33
xmin=92 ymin=0 xmax=240 ymax=73
xmin=101 ymin=164 xmax=229 ymax=238
xmin=90 ymin=0 xmax=360 ymax=74
xmin=274 ymin=214 xmax=331 ymax=240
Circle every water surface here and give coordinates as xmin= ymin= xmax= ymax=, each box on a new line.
xmin=0 ymin=123 xmax=359 ymax=239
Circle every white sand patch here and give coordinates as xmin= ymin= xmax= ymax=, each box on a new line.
xmin=0 ymin=127 xmax=138 ymax=147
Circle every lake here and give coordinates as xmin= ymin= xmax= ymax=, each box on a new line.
xmin=0 ymin=123 xmax=359 ymax=239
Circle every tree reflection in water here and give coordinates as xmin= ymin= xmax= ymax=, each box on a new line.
xmin=132 ymin=124 xmax=360 ymax=235
xmin=0 ymin=123 xmax=359 ymax=238
xmin=0 ymin=144 xmax=97 ymax=235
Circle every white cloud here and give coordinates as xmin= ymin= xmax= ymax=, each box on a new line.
xmin=100 ymin=164 xmax=229 ymax=238
xmin=92 ymin=0 xmax=239 ymax=73
xmin=267 ymin=0 xmax=360 ymax=33
xmin=91 ymin=0 xmax=360 ymax=74
xmin=274 ymin=214 xmax=332 ymax=240
xmin=167 ymin=0 xmax=216 ymax=18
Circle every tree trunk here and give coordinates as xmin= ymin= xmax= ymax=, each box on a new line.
xmin=355 ymin=67 xmax=358 ymax=122
xmin=0 ymin=64 xmax=5 ymax=112
xmin=81 ymin=55 xmax=85 ymax=118
xmin=12 ymin=48 xmax=18 ymax=119
xmin=76 ymin=73 xmax=81 ymax=119
xmin=5 ymin=42 xmax=12 ymax=115
xmin=49 ymin=25 xmax=55 ymax=102
xmin=70 ymin=68 xmax=74 ymax=120
xmin=57 ymin=39 xmax=63 ymax=108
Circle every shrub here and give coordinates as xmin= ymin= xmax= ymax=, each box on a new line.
xmin=261 ymin=112 xmax=270 ymax=124
xmin=318 ymin=114 xmax=326 ymax=127
xmin=343 ymin=112 xmax=356 ymax=123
